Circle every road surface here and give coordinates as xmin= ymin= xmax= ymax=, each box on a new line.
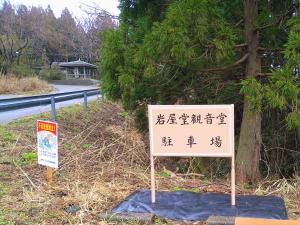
xmin=0 ymin=84 xmax=100 ymax=124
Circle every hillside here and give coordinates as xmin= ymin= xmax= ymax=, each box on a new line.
xmin=0 ymin=100 xmax=299 ymax=224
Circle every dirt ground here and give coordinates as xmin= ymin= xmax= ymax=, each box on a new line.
xmin=0 ymin=100 xmax=299 ymax=224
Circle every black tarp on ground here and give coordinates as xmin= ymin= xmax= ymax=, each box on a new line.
xmin=112 ymin=189 xmax=288 ymax=221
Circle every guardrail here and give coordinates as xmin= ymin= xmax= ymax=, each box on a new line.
xmin=0 ymin=89 xmax=101 ymax=120
xmin=0 ymin=88 xmax=99 ymax=103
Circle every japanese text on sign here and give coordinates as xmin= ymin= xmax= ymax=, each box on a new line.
xmin=148 ymin=105 xmax=234 ymax=157
xmin=37 ymin=120 xmax=58 ymax=168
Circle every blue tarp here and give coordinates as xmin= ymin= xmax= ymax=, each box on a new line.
xmin=112 ymin=189 xmax=288 ymax=221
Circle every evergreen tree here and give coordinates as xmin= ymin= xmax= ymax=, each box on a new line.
xmin=100 ymin=0 xmax=300 ymax=183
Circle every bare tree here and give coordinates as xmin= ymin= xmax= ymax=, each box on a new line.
xmin=0 ymin=34 xmax=27 ymax=74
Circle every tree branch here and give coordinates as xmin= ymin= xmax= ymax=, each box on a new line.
xmin=256 ymin=4 xmax=295 ymax=30
xmin=80 ymin=2 xmax=119 ymax=20
xmin=235 ymin=18 xmax=244 ymax=27
xmin=0 ymin=37 xmax=7 ymax=60
xmin=203 ymin=43 xmax=247 ymax=49
xmin=9 ymin=36 xmax=14 ymax=60
xmin=258 ymin=47 xmax=284 ymax=52
xmin=196 ymin=53 xmax=249 ymax=73
xmin=16 ymin=38 xmax=28 ymax=54
xmin=235 ymin=43 xmax=248 ymax=48
xmin=256 ymin=72 xmax=272 ymax=77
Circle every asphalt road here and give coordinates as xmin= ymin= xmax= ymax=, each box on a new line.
xmin=0 ymin=84 xmax=100 ymax=124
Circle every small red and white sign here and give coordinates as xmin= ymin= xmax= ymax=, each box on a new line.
xmin=37 ymin=120 xmax=58 ymax=168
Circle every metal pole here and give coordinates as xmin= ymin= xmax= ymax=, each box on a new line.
xmin=51 ymin=96 xmax=56 ymax=121
xmin=83 ymin=91 xmax=88 ymax=111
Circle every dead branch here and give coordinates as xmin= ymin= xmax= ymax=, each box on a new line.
xmin=79 ymin=2 xmax=119 ymax=20
xmin=10 ymin=135 xmax=37 ymax=189
xmin=235 ymin=18 xmax=244 ymax=27
xmin=15 ymin=162 xmax=37 ymax=188
xmin=258 ymin=47 xmax=284 ymax=52
xmin=177 ymin=173 xmax=205 ymax=177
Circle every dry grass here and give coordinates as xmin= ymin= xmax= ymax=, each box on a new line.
xmin=0 ymin=100 xmax=299 ymax=224
xmin=255 ymin=178 xmax=300 ymax=219
xmin=0 ymin=75 xmax=50 ymax=94
xmin=0 ymin=100 xmax=151 ymax=224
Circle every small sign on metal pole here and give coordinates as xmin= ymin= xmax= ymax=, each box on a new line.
xmin=148 ymin=105 xmax=235 ymax=205
xmin=37 ymin=120 xmax=58 ymax=183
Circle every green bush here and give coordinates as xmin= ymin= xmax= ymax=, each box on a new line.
xmin=39 ymin=68 xmax=65 ymax=80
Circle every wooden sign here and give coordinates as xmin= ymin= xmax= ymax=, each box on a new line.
xmin=37 ymin=120 xmax=58 ymax=183
xmin=148 ymin=105 xmax=235 ymax=205
xmin=149 ymin=105 xmax=234 ymax=157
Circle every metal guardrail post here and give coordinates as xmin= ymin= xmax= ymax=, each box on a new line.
xmin=51 ymin=96 xmax=56 ymax=121
xmin=83 ymin=91 xmax=88 ymax=111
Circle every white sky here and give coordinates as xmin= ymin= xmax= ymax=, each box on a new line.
xmin=2 ymin=0 xmax=120 ymax=19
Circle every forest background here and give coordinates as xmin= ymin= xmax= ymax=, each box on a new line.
xmin=0 ymin=1 xmax=116 ymax=76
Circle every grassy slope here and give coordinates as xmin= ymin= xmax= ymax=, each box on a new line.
xmin=0 ymin=101 xmax=299 ymax=224
xmin=0 ymin=101 xmax=151 ymax=224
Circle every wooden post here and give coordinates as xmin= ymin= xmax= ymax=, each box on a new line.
xmin=150 ymin=155 xmax=156 ymax=204
xmin=231 ymin=104 xmax=235 ymax=206
xmin=231 ymin=155 xmax=236 ymax=206
xmin=47 ymin=167 xmax=53 ymax=184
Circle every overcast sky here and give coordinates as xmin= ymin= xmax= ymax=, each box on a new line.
xmin=2 ymin=0 xmax=120 ymax=19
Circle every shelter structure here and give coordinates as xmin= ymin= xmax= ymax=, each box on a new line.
xmin=56 ymin=59 xmax=98 ymax=79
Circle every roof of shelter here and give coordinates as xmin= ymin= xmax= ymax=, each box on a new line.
xmin=58 ymin=59 xmax=97 ymax=68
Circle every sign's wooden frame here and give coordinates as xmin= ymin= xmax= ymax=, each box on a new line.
xmin=148 ymin=105 xmax=235 ymax=206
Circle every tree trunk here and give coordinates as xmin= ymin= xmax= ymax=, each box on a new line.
xmin=236 ymin=0 xmax=261 ymax=184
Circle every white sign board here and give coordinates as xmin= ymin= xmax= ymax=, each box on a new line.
xmin=37 ymin=120 xmax=58 ymax=168
xmin=148 ymin=105 xmax=234 ymax=157
xmin=148 ymin=105 xmax=235 ymax=205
